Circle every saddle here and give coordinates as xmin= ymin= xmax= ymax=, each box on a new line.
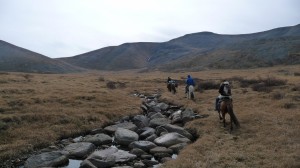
xmin=217 ymin=96 xmax=232 ymax=111
xmin=220 ymin=96 xmax=232 ymax=101
xmin=168 ymin=80 xmax=178 ymax=87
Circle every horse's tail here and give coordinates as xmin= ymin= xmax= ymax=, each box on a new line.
xmin=227 ymin=104 xmax=240 ymax=128
xmin=171 ymin=84 xmax=176 ymax=94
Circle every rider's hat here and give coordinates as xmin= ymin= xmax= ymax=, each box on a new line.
xmin=223 ymin=81 xmax=229 ymax=85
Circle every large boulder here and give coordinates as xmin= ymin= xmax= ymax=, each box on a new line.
xmin=111 ymin=150 xmax=137 ymax=163
xmin=154 ymin=132 xmax=191 ymax=147
xmin=104 ymin=122 xmax=138 ymax=134
xmin=139 ymin=127 xmax=155 ymax=139
xmin=24 ymin=151 xmax=69 ymax=168
xmin=145 ymin=134 xmax=157 ymax=142
xmin=169 ymin=142 xmax=188 ymax=154
xmin=136 ymin=127 xmax=153 ymax=134
xmin=83 ymin=133 xmax=112 ymax=146
xmin=144 ymin=100 xmax=157 ymax=108
xmin=64 ymin=142 xmax=96 ymax=159
xmin=181 ymin=108 xmax=195 ymax=123
xmin=130 ymin=148 xmax=148 ymax=157
xmin=156 ymin=102 xmax=169 ymax=111
xmin=128 ymin=141 xmax=157 ymax=152
xmin=169 ymin=110 xmax=182 ymax=124
xmin=149 ymin=113 xmax=165 ymax=120
xmin=134 ymin=161 xmax=146 ymax=168
xmin=149 ymin=118 xmax=170 ymax=128
xmin=148 ymin=106 xmax=161 ymax=113
xmin=142 ymin=159 xmax=160 ymax=167
xmin=149 ymin=146 xmax=173 ymax=154
xmin=157 ymin=124 xmax=193 ymax=140
xmin=132 ymin=115 xmax=149 ymax=128
xmin=80 ymin=147 xmax=117 ymax=168
xmin=115 ymin=128 xmax=139 ymax=146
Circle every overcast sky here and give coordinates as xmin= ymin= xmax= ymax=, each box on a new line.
xmin=0 ymin=0 xmax=299 ymax=58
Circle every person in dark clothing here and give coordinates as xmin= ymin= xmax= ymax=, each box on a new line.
xmin=167 ymin=77 xmax=172 ymax=83
xmin=185 ymin=75 xmax=195 ymax=94
xmin=167 ymin=77 xmax=177 ymax=93
xmin=215 ymin=80 xmax=231 ymax=111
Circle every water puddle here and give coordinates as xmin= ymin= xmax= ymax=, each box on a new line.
xmin=62 ymin=159 xmax=81 ymax=168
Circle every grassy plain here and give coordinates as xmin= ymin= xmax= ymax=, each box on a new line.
xmin=0 ymin=65 xmax=299 ymax=167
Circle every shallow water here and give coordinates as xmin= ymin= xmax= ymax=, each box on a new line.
xmin=62 ymin=159 xmax=81 ymax=168
xmin=60 ymin=152 xmax=178 ymax=168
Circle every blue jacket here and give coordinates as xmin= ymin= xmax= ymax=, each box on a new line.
xmin=186 ymin=76 xmax=195 ymax=86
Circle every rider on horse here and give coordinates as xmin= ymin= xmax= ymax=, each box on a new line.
xmin=215 ymin=80 xmax=232 ymax=111
xmin=167 ymin=77 xmax=177 ymax=92
xmin=185 ymin=75 xmax=195 ymax=94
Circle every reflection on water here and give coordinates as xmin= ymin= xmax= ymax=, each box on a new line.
xmin=62 ymin=159 xmax=81 ymax=168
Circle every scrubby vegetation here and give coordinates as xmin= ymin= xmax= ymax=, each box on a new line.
xmin=0 ymin=65 xmax=299 ymax=168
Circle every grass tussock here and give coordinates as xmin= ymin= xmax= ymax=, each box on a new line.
xmin=197 ymin=80 xmax=220 ymax=91
xmin=106 ymin=81 xmax=127 ymax=89
xmin=272 ymin=92 xmax=285 ymax=100
xmin=225 ymin=76 xmax=287 ymax=93
xmin=0 ymin=65 xmax=299 ymax=168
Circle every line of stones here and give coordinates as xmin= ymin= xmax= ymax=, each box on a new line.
xmin=23 ymin=93 xmax=201 ymax=168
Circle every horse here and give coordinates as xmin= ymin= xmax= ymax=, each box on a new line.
xmin=167 ymin=81 xmax=177 ymax=94
xmin=218 ymin=97 xmax=240 ymax=132
xmin=186 ymin=85 xmax=195 ymax=100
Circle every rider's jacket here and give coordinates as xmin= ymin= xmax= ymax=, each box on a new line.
xmin=219 ymin=82 xmax=231 ymax=96
xmin=186 ymin=77 xmax=195 ymax=86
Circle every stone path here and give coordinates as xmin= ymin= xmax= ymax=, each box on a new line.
xmin=23 ymin=93 xmax=205 ymax=168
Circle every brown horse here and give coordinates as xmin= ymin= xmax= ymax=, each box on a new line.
xmin=167 ymin=82 xmax=177 ymax=94
xmin=218 ymin=97 xmax=240 ymax=132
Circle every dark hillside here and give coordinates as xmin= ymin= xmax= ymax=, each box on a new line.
xmin=0 ymin=41 xmax=83 ymax=73
xmin=59 ymin=42 xmax=159 ymax=70
xmin=60 ymin=24 xmax=300 ymax=71
xmin=1 ymin=24 xmax=299 ymax=72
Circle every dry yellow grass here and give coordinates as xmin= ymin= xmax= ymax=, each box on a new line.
xmin=0 ymin=65 xmax=299 ymax=168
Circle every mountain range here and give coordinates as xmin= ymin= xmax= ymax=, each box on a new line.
xmin=1 ymin=24 xmax=299 ymax=73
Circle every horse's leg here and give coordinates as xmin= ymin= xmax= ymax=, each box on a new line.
xmin=223 ymin=112 xmax=226 ymax=127
xmin=230 ymin=116 xmax=233 ymax=133
xmin=227 ymin=103 xmax=238 ymax=131
xmin=173 ymin=85 xmax=176 ymax=94
xmin=218 ymin=111 xmax=223 ymax=120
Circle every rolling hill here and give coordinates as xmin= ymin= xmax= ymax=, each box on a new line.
xmin=57 ymin=43 xmax=160 ymax=71
xmin=0 ymin=40 xmax=83 ymax=73
xmin=59 ymin=24 xmax=300 ymax=71
xmin=0 ymin=24 xmax=299 ymax=73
